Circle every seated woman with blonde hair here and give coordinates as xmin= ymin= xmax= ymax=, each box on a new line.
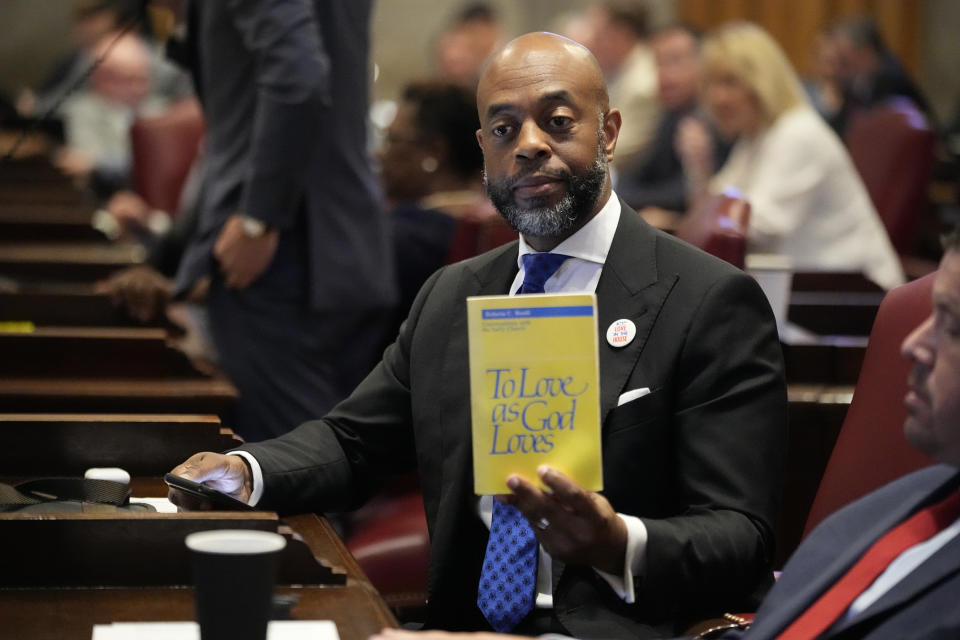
xmin=678 ymin=21 xmax=904 ymax=290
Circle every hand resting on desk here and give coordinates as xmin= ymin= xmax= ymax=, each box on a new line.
xmin=168 ymin=451 xmax=252 ymax=510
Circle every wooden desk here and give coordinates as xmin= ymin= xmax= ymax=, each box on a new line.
xmin=0 ymin=287 xmax=157 ymax=327
xmin=0 ymin=242 xmax=144 ymax=284
xmin=0 ymin=513 xmax=398 ymax=640
xmin=0 ymin=413 xmax=241 ymax=477
xmin=0 ymin=327 xmax=204 ymax=378
xmin=776 ymin=385 xmax=852 ymax=568
xmin=0 ymin=204 xmax=105 ymax=242
xmin=787 ymin=271 xmax=885 ymax=337
xmin=0 ymin=327 xmax=237 ymax=414
xmin=781 ymin=337 xmax=867 ymax=386
xmin=0 ymin=377 xmax=237 ymax=415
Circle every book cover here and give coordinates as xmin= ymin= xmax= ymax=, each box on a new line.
xmin=467 ymin=292 xmax=603 ymax=495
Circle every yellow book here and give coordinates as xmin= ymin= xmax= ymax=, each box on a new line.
xmin=467 ymin=292 xmax=603 ymax=495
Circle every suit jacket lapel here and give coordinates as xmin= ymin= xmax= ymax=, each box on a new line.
xmin=827 ymin=474 xmax=960 ymax=636
xmin=595 ymin=202 xmax=676 ymax=424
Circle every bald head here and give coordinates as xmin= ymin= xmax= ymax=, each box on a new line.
xmin=91 ymin=32 xmax=151 ymax=107
xmin=474 ymin=31 xmax=622 ymax=251
xmin=478 ymin=32 xmax=610 ymax=116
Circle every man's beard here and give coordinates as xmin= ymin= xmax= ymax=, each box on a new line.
xmin=484 ymin=142 xmax=607 ymax=239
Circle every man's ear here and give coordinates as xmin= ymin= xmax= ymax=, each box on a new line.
xmin=602 ymin=108 xmax=622 ymax=162
xmin=476 ymin=128 xmax=484 ymax=150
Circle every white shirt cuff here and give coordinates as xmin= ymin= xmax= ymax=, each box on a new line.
xmin=593 ymin=513 xmax=647 ymax=603
xmin=227 ymin=450 xmax=264 ymax=506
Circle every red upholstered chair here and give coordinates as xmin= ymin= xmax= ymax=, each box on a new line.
xmin=130 ymin=98 xmax=204 ymax=215
xmin=343 ymin=473 xmax=430 ymax=618
xmin=445 ymin=216 xmax=518 ymax=264
xmin=675 ymin=188 xmax=751 ymax=269
xmin=801 ymin=272 xmax=937 ymax=538
xmin=844 ymin=98 xmax=935 ymax=255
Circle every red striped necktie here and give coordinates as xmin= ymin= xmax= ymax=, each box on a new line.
xmin=776 ymin=489 xmax=960 ymax=640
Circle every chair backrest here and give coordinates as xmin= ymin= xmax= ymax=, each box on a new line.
xmin=801 ymin=272 xmax=937 ymax=537
xmin=844 ymin=98 xmax=935 ymax=254
xmin=444 ymin=216 xmax=518 ymax=264
xmin=130 ymin=98 xmax=204 ymax=215
xmin=675 ymin=188 xmax=751 ymax=269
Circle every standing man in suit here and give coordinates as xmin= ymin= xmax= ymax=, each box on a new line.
xmin=172 ymin=0 xmax=397 ymax=441
xmin=169 ymin=32 xmax=787 ymax=638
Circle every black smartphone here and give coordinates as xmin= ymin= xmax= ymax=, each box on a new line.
xmin=163 ymin=473 xmax=255 ymax=511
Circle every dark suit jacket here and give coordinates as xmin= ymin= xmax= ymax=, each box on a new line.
xmin=242 ymin=203 xmax=788 ymax=638
xmin=723 ymin=465 xmax=960 ymax=639
xmin=174 ymin=0 xmax=395 ymax=313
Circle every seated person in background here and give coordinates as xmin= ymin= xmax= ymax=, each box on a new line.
xmin=573 ymin=1 xmax=660 ymax=172
xmin=615 ymin=24 xmax=730 ymax=226
xmin=95 ymin=156 xmax=205 ymax=323
xmin=16 ymin=0 xmax=136 ymax=118
xmin=369 ymin=225 xmax=960 ymax=640
xmin=826 ymin=15 xmax=934 ymax=136
xmin=678 ymin=21 xmax=904 ymax=290
xmin=801 ymin=30 xmax=845 ymax=130
xmin=53 ymin=31 xmax=160 ymax=197
xmin=433 ymin=2 xmax=503 ymax=91
xmin=379 ymin=80 xmax=496 ymax=329
xmin=169 ymin=32 xmax=787 ymax=639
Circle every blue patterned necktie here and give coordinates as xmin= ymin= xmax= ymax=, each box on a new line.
xmin=477 ymin=500 xmax=540 ymax=632
xmin=516 ymin=252 xmax=572 ymax=294
xmin=477 ymin=252 xmax=571 ymax=632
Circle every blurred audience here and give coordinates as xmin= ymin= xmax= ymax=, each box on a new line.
xmin=680 ymin=21 xmax=904 ymax=290
xmin=16 ymin=0 xmax=139 ymax=118
xmin=433 ymin=3 xmax=503 ymax=91
xmin=53 ymin=31 xmax=158 ymax=195
xmin=615 ymin=24 xmax=730 ymax=222
xmin=802 ymin=30 xmax=845 ymax=128
xmin=379 ymin=80 xmax=495 ymax=330
xmin=18 ymin=0 xmax=192 ymax=198
xmin=826 ymin=15 xmax=934 ymax=135
xmin=566 ymin=1 xmax=659 ymax=172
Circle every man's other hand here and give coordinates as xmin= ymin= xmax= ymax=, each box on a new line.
xmin=168 ymin=452 xmax=252 ymax=510
xmin=501 ymin=465 xmax=628 ymax=576
xmin=213 ymin=214 xmax=279 ymax=289
xmin=94 ymin=265 xmax=173 ymax=323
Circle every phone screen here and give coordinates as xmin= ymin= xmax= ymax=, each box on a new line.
xmin=163 ymin=473 xmax=255 ymax=511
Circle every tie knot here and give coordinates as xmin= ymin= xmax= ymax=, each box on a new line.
xmin=518 ymin=253 xmax=571 ymax=294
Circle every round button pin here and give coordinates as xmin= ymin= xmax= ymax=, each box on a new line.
xmin=606 ymin=318 xmax=636 ymax=348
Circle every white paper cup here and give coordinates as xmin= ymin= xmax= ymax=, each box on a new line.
xmin=746 ymin=253 xmax=793 ymax=336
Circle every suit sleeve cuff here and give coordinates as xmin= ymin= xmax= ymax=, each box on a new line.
xmin=593 ymin=513 xmax=647 ymax=603
xmin=227 ymin=450 xmax=264 ymax=506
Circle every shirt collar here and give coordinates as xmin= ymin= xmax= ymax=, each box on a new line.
xmin=517 ymin=191 xmax=621 ymax=266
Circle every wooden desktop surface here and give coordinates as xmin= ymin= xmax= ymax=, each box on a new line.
xmin=0 ymin=513 xmax=398 ymax=640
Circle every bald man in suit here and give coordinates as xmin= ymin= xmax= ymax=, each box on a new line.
xmin=170 ymin=32 xmax=786 ymax=638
